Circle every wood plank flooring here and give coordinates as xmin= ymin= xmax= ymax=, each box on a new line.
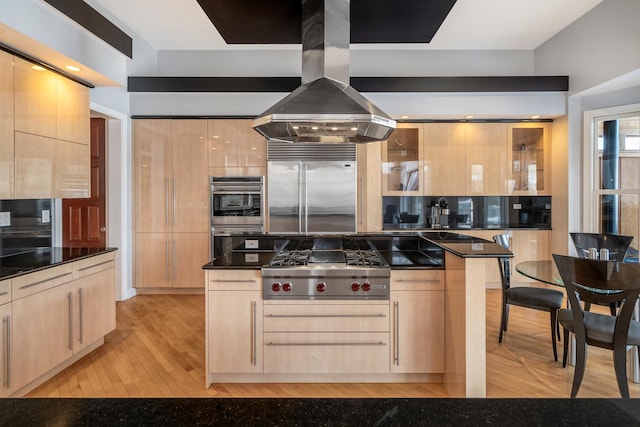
xmin=27 ymin=290 xmax=640 ymax=398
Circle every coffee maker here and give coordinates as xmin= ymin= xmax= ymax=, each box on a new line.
xmin=428 ymin=198 xmax=450 ymax=229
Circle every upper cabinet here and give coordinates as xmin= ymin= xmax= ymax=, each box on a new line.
xmin=465 ymin=123 xmax=508 ymax=195
xmin=507 ymin=123 xmax=550 ymax=195
xmin=423 ymin=123 xmax=466 ymax=195
xmin=14 ymin=57 xmax=57 ymax=138
xmin=0 ymin=50 xmax=14 ymax=199
xmin=56 ymin=75 xmax=90 ymax=145
xmin=357 ymin=142 xmax=382 ymax=232
xmin=208 ymin=119 xmax=267 ymax=177
xmin=381 ymin=124 xmax=422 ymax=195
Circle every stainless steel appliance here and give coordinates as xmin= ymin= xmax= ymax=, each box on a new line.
xmin=262 ymin=237 xmax=390 ymax=300
xmin=268 ymin=143 xmax=357 ymax=234
xmin=210 ymin=176 xmax=264 ymax=257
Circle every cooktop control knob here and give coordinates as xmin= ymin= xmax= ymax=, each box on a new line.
xmin=361 ymin=281 xmax=371 ymax=292
xmin=316 ymin=282 xmax=326 ymax=293
xmin=271 ymin=282 xmax=281 ymax=292
xmin=282 ymin=282 xmax=292 ymax=292
xmin=351 ymin=281 xmax=360 ymax=292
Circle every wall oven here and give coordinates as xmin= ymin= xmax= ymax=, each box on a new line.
xmin=210 ymin=176 xmax=264 ymax=258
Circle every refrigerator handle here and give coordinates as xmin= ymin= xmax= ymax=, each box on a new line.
xmin=302 ymin=163 xmax=308 ymax=234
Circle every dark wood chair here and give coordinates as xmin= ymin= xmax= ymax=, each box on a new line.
xmin=553 ymin=254 xmax=640 ymax=398
xmin=493 ymin=234 xmax=564 ymax=361
xmin=570 ymin=232 xmax=634 ymax=315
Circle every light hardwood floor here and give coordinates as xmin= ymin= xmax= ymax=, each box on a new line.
xmin=27 ymin=289 xmax=640 ymax=398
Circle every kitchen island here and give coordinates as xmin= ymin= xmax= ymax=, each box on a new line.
xmin=203 ymin=232 xmax=511 ymax=398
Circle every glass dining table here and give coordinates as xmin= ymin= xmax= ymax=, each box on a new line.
xmin=515 ymin=259 xmax=640 ymax=383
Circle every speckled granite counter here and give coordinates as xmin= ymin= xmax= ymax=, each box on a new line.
xmin=0 ymin=398 xmax=638 ymax=426
xmin=0 ymin=247 xmax=118 ymax=280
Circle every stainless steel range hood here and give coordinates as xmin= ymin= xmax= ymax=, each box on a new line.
xmin=252 ymin=0 xmax=396 ymax=143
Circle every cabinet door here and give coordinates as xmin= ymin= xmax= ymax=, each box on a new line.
xmin=0 ymin=302 xmax=11 ymax=397
xmin=14 ymin=132 xmax=56 ymax=199
xmin=56 ymin=140 xmax=90 ymax=198
xmin=207 ymin=119 xmax=238 ymax=167
xmin=14 ymin=57 xmax=57 ymax=138
xmin=236 ymin=119 xmax=267 ymax=169
xmin=11 ymin=283 xmax=73 ymax=392
xmin=357 ymin=143 xmax=382 ymax=232
xmin=173 ymin=232 xmax=209 ymax=288
xmin=171 ymin=120 xmax=209 ymax=233
xmin=135 ymin=232 xmax=173 ymax=288
xmin=510 ymin=230 xmax=551 ymax=284
xmin=56 ymin=76 xmax=90 ymax=145
xmin=508 ymin=123 xmax=549 ymax=195
xmin=134 ymin=119 xmax=172 ymax=233
xmin=423 ymin=123 xmax=466 ymax=195
xmin=465 ymin=123 xmax=508 ymax=195
xmin=208 ymin=290 xmax=263 ymax=373
xmin=0 ymin=51 xmax=13 ymax=199
xmin=72 ymin=267 xmax=116 ymax=353
xmin=381 ymin=124 xmax=422 ymax=195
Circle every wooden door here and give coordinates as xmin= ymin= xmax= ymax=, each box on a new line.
xmin=0 ymin=50 xmax=14 ymax=199
xmin=63 ymin=118 xmax=106 ymax=246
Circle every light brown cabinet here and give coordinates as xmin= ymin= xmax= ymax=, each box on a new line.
xmin=206 ymin=270 xmax=263 ymax=381
xmin=13 ymin=57 xmax=57 ymax=138
xmin=381 ymin=124 xmax=422 ymax=195
xmin=56 ymin=75 xmax=90 ymax=145
xmin=390 ymin=270 xmax=445 ymax=373
xmin=134 ymin=119 xmax=209 ymax=290
xmin=508 ymin=230 xmax=551 ymax=284
xmin=465 ymin=123 xmax=508 ymax=195
xmin=0 ymin=50 xmax=14 ymax=199
xmin=208 ymin=119 xmax=267 ymax=177
xmin=508 ymin=123 xmax=550 ymax=195
xmin=423 ymin=123 xmax=466 ymax=195
xmin=357 ymin=143 xmax=382 ymax=232
xmin=0 ymin=280 xmax=11 ymax=397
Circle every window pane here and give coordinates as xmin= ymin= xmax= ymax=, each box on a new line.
xmin=597 ymin=116 xmax=640 ymax=190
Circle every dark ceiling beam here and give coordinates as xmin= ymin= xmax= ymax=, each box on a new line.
xmin=127 ymin=76 xmax=569 ymax=93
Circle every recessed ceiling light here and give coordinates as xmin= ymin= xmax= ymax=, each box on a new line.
xmin=531 ymin=115 xmax=541 ymax=119
xmin=400 ymin=115 xmax=409 ymax=119
xmin=31 ymin=65 xmax=46 ymax=71
xmin=350 ymin=127 xmax=358 ymax=131
xmin=331 ymin=127 xmax=338 ymax=131
xmin=311 ymin=126 xmax=319 ymax=130
xmin=292 ymin=126 xmax=299 ymax=130
xmin=464 ymin=115 xmax=474 ymax=119
xmin=65 ymin=65 xmax=82 ymax=72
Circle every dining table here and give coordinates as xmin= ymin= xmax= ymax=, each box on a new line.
xmin=515 ymin=259 xmax=640 ymax=383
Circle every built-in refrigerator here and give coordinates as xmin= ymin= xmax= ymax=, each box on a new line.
xmin=267 ymin=143 xmax=357 ymax=234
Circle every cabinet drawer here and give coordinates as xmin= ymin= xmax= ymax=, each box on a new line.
xmin=207 ymin=270 xmax=261 ymax=291
xmin=264 ymin=303 xmax=390 ymax=332
xmin=390 ymin=270 xmax=444 ymax=291
xmin=0 ymin=279 xmax=11 ymax=304
xmin=264 ymin=332 xmax=389 ymax=374
xmin=12 ymin=263 xmax=73 ymax=300
xmin=73 ymin=252 xmax=116 ymax=280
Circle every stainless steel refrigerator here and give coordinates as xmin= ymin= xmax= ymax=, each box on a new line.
xmin=268 ymin=160 xmax=357 ymax=234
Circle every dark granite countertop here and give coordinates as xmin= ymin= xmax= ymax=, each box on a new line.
xmin=433 ymin=241 xmax=514 ymax=258
xmin=0 ymin=247 xmax=118 ymax=280
xmin=0 ymin=398 xmax=638 ymax=426
xmin=203 ymin=250 xmax=277 ymax=269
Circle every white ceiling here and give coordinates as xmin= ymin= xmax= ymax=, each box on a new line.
xmin=90 ymin=0 xmax=603 ymax=51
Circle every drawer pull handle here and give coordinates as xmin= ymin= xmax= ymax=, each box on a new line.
xmin=0 ymin=292 xmax=7 ymax=297
xmin=78 ymin=259 xmax=113 ymax=271
xmin=266 ymin=341 xmax=386 ymax=347
xmin=18 ymin=272 xmax=72 ymax=290
xmin=265 ymin=314 xmax=386 ymax=319
xmin=395 ymin=279 xmax=440 ymax=284
xmin=209 ymin=279 xmax=257 ymax=283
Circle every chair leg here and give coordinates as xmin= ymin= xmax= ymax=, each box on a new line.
xmin=609 ymin=303 xmax=617 ymax=316
xmin=550 ymin=309 xmax=558 ymax=362
xmin=571 ymin=340 xmax=588 ymax=398
xmin=499 ymin=300 xmax=507 ymax=343
xmin=613 ymin=341 xmax=630 ymax=398
xmin=562 ymin=328 xmax=569 ymax=368
xmin=584 ymin=302 xmax=592 ymax=312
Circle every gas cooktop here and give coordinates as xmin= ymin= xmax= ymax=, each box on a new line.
xmin=266 ymin=238 xmax=389 ymax=268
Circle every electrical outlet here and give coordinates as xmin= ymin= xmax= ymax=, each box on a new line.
xmin=0 ymin=211 xmax=10 ymax=227
xmin=513 ymin=203 xmax=522 ymax=210
xmin=42 ymin=209 xmax=50 ymax=224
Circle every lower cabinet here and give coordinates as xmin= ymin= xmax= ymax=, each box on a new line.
xmin=1 ymin=281 xmax=11 ymax=396
xmin=3 ymin=252 xmax=116 ymax=396
xmin=390 ymin=270 xmax=445 ymax=373
xmin=206 ymin=270 xmax=263 ymax=378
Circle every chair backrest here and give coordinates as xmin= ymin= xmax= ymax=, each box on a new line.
xmin=570 ymin=232 xmax=633 ymax=261
xmin=493 ymin=234 xmax=511 ymax=290
xmin=552 ymin=254 xmax=640 ymax=347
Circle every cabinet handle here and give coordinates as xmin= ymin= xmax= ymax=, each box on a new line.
xmin=358 ymin=176 xmax=363 ymax=226
xmin=165 ymin=240 xmax=170 ymax=281
xmin=67 ymin=291 xmax=74 ymax=351
xmin=0 ymin=292 xmax=7 ymax=297
xmin=165 ymin=178 xmax=169 ymax=225
xmin=78 ymin=288 xmax=84 ymax=345
xmin=172 ymin=178 xmax=177 ymax=225
xmin=18 ymin=272 xmax=72 ymax=290
xmin=251 ymin=301 xmax=257 ymax=366
xmin=209 ymin=279 xmax=257 ymax=283
xmin=394 ymin=300 xmax=399 ymax=366
xmin=173 ymin=240 xmax=177 ymax=281
xmin=78 ymin=259 xmax=113 ymax=272
xmin=394 ymin=279 xmax=440 ymax=284
xmin=265 ymin=314 xmax=386 ymax=319
xmin=3 ymin=315 xmax=10 ymax=389
xmin=266 ymin=342 xmax=386 ymax=347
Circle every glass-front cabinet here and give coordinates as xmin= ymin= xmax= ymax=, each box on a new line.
xmin=507 ymin=123 xmax=549 ymax=195
xmin=381 ymin=124 xmax=422 ymax=195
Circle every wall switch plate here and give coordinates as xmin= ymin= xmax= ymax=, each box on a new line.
xmin=0 ymin=211 xmax=10 ymax=227
xmin=245 ymin=240 xmax=259 ymax=249
xmin=42 ymin=209 xmax=50 ymax=224
xmin=545 ymin=204 xmax=551 ymax=210
xmin=513 ymin=203 xmax=522 ymax=210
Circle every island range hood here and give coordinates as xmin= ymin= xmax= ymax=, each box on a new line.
xmin=252 ymin=0 xmax=396 ymax=143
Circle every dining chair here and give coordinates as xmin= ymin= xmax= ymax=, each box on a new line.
xmin=493 ymin=234 xmax=565 ymax=361
xmin=553 ymin=254 xmax=640 ymax=398
xmin=570 ymin=232 xmax=634 ymax=315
